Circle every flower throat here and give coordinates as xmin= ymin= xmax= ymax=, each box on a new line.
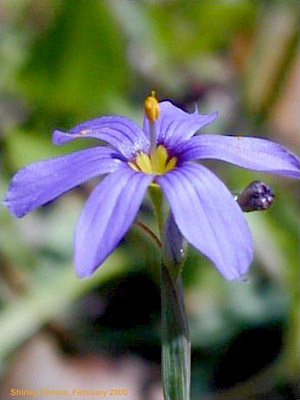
xmin=129 ymin=145 xmax=177 ymax=175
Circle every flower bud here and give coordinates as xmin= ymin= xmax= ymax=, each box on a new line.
xmin=236 ymin=181 xmax=274 ymax=212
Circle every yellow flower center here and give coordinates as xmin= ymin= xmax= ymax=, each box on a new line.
xmin=128 ymin=145 xmax=177 ymax=175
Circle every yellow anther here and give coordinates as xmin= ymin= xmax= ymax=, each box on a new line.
xmin=144 ymin=90 xmax=159 ymax=122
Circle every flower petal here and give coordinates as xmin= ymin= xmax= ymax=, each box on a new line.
xmin=74 ymin=165 xmax=153 ymax=278
xmin=176 ymin=135 xmax=300 ymax=178
xmin=143 ymin=101 xmax=218 ymax=148
xmin=4 ymin=147 xmax=122 ymax=218
xmin=53 ymin=116 xmax=150 ymax=159
xmin=157 ymin=164 xmax=254 ymax=280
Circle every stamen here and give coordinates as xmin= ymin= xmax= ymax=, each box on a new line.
xmin=144 ymin=90 xmax=159 ymax=123
xmin=144 ymin=90 xmax=159 ymax=153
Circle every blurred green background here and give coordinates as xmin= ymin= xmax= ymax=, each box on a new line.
xmin=1 ymin=1 xmax=299 ymax=399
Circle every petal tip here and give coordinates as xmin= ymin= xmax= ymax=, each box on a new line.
xmin=74 ymin=251 xmax=103 ymax=279
xmin=52 ymin=129 xmax=69 ymax=145
xmin=74 ymin=267 xmax=92 ymax=280
xmin=74 ymin=256 xmax=96 ymax=279
xmin=3 ymin=195 xmax=25 ymax=218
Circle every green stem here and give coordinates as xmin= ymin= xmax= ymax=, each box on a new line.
xmin=149 ymin=185 xmax=164 ymax=235
xmin=147 ymin=186 xmax=191 ymax=399
xmin=161 ymin=263 xmax=191 ymax=400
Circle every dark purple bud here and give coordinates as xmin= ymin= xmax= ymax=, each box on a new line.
xmin=236 ymin=181 xmax=275 ymax=212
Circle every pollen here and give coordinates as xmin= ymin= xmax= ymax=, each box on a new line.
xmin=80 ymin=129 xmax=91 ymax=135
xmin=128 ymin=145 xmax=177 ymax=175
xmin=144 ymin=90 xmax=159 ymax=122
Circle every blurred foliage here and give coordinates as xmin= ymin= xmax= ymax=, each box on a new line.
xmin=1 ymin=1 xmax=299 ymax=399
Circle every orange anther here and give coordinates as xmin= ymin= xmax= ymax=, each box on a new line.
xmin=144 ymin=90 xmax=159 ymax=122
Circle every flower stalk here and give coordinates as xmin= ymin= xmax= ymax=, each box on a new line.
xmin=144 ymin=90 xmax=159 ymax=153
xmin=161 ymin=213 xmax=190 ymax=400
xmin=148 ymin=183 xmax=191 ymax=400
xmin=161 ymin=263 xmax=190 ymax=400
xmin=149 ymin=184 xmax=164 ymax=235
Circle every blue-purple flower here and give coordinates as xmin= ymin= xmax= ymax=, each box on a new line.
xmin=5 ymin=94 xmax=299 ymax=280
